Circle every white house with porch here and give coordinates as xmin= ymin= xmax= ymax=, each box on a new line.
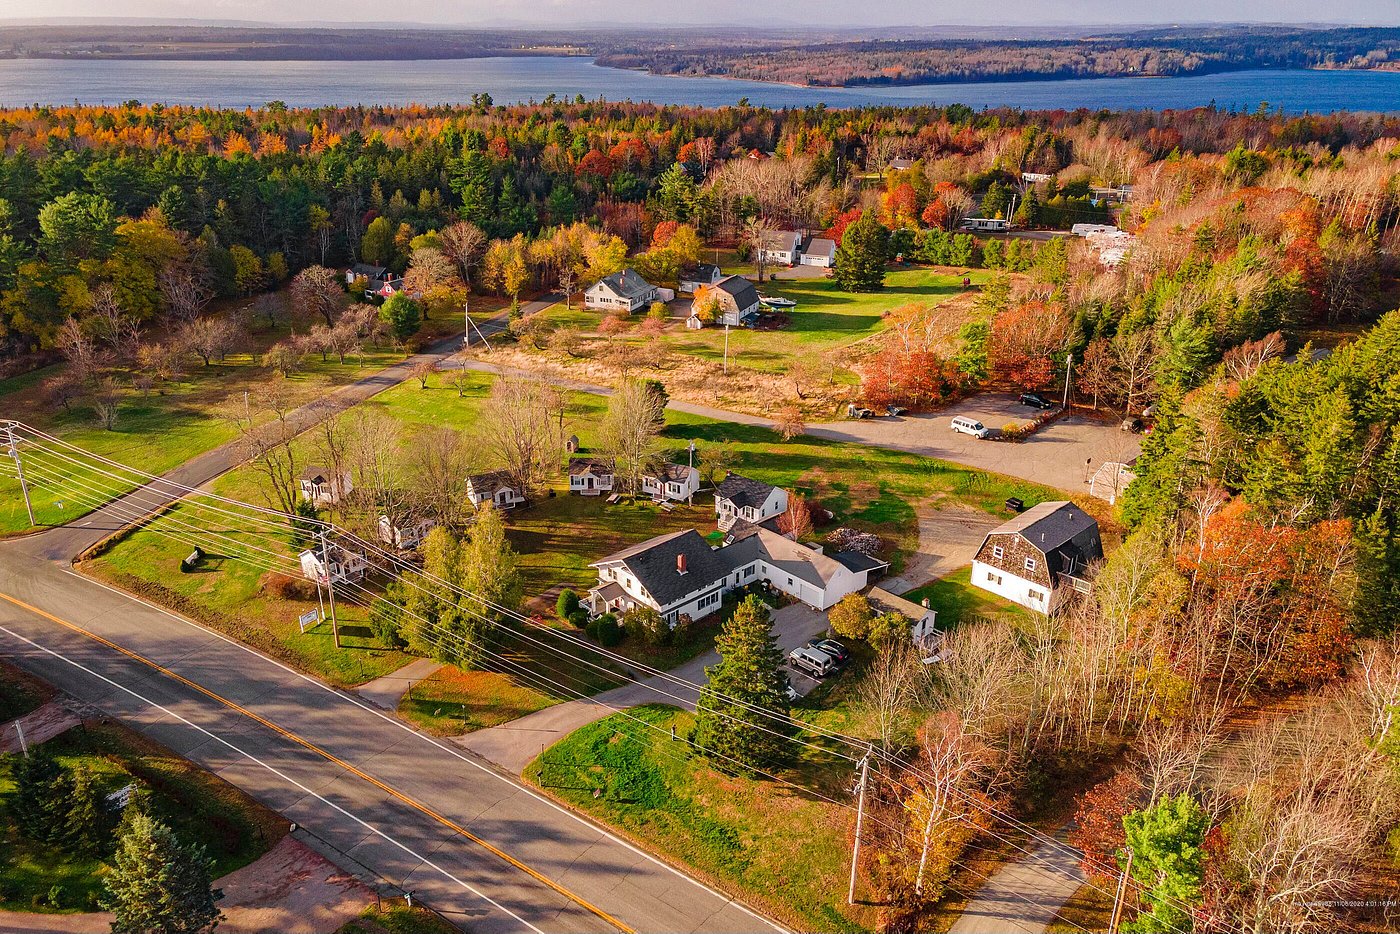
xmin=587 ymin=526 xmax=888 ymax=625
xmin=569 ymin=458 xmax=615 ymax=496
xmin=378 ymin=514 xmax=435 ymax=550
xmin=299 ymin=467 xmax=352 ymax=506
xmin=466 ymin=470 xmax=527 ymax=510
xmin=298 ymin=544 xmax=368 ymax=584
xmin=714 ymin=472 xmax=788 ymax=531
xmin=641 ymin=463 xmax=700 ymax=502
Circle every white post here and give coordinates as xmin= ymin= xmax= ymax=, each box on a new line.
xmin=5 ymin=424 xmax=35 ymax=528
xmin=464 ymin=298 xmax=470 ymax=348
xmin=848 ymin=745 xmax=873 ymax=905
xmin=723 ymin=325 xmax=730 ymax=375
xmin=15 ymin=719 xmax=27 ymax=758
xmin=1062 ymin=353 xmax=1073 ymax=409
xmin=320 ymin=529 xmax=341 ymax=649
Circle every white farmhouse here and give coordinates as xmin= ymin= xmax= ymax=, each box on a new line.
xmin=584 ymin=268 xmax=659 ymax=313
xmin=299 ymin=466 xmax=352 ymax=506
xmin=970 ymin=501 xmax=1103 ymax=614
xmin=641 ymin=463 xmax=700 ymax=502
xmin=714 ymin=472 xmax=788 ymax=531
xmin=466 ymin=470 xmax=527 ymax=510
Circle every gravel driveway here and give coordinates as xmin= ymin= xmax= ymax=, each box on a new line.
xmin=808 ymin=393 xmax=1142 ymax=493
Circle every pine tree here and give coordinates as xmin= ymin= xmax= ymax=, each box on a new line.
xmin=693 ymin=596 xmax=792 ymax=772
xmin=1122 ymin=793 xmax=1208 ymax=934
xmin=103 ymin=811 xmax=223 ymax=934
xmin=833 ymin=211 xmax=889 ymax=293
xmin=10 ymin=749 xmax=73 ymax=844
xmin=63 ymin=764 xmax=108 ymax=857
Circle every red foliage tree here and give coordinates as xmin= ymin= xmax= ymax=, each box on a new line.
xmin=881 ymin=182 xmax=921 ymax=228
xmin=921 ymin=199 xmax=950 ymax=230
xmin=988 ymin=300 xmax=1072 ymax=389
xmin=650 ymin=220 xmax=679 ymax=249
xmin=1067 ymin=770 xmax=1144 ymax=884
xmin=824 ymin=207 xmax=863 ymax=244
xmin=576 ymin=149 xmax=615 ymax=179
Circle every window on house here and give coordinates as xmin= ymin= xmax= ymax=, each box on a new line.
xmin=1025 ymin=557 xmax=1037 ymax=572
xmin=987 ymin=572 xmax=1002 ymax=585
xmin=992 ymin=545 xmax=1004 ymax=559
xmin=1029 ymin=589 xmax=1044 ymax=602
xmin=787 ymin=577 xmax=794 ymax=586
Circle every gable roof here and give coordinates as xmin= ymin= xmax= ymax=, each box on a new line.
xmin=683 ymin=263 xmax=721 ymax=283
xmin=712 ymin=274 xmax=760 ymax=312
xmin=833 ymin=550 xmax=888 ymax=574
xmin=748 ymin=528 xmax=849 ymax=590
xmin=592 ymin=529 xmax=734 ymax=608
xmin=716 ymin=472 xmax=778 ymax=509
xmin=867 ymin=586 xmax=932 ymax=621
xmin=467 ymin=469 xmax=516 ymax=495
xmin=592 ymin=268 xmax=655 ymax=300
xmin=644 ymin=463 xmax=695 ymax=484
xmin=300 ymin=465 xmax=335 ymax=483
xmin=568 ymin=457 xmax=614 ymax=477
xmin=350 ymin=263 xmax=388 ymax=279
xmin=804 ymin=237 xmax=836 ymax=260
xmin=761 ymin=230 xmax=802 ymax=254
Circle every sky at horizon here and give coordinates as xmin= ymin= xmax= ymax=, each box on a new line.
xmin=3 ymin=0 xmax=1399 ymax=28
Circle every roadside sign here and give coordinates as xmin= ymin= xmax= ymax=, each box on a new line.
xmin=298 ymin=609 xmax=320 ymax=633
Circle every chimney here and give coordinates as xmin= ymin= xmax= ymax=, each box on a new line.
xmin=677 ymin=553 xmax=687 ymax=575
xmin=922 ymin=597 xmax=930 ymax=609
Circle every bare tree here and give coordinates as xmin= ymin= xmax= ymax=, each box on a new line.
xmin=478 ymin=377 xmax=564 ymax=498
xmin=598 ymin=379 xmax=667 ymax=497
xmin=410 ymin=357 xmax=437 ymax=389
xmin=178 ymin=315 xmax=243 ymax=366
xmin=89 ymin=285 xmax=140 ymax=361
xmin=290 ymin=265 xmax=344 ymax=326
xmin=406 ymin=426 xmax=471 ymax=529
xmin=404 ymin=246 xmax=459 ymax=296
xmin=860 ymin=637 xmax=929 ymax=753
xmin=909 ymin=710 xmax=1003 ymax=898
xmin=1111 ymin=329 xmax=1156 ymax=415
xmin=344 ymin=409 xmax=406 ymax=525
xmin=776 ymin=494 xmax=814 ymax=541
xmin=90 ymin=378 xmax=121 ymax=430
xmin=744 ymin=216 xmax=775 ymax=284
xmin=439 ymin=221 xmax=488 ymax=288
xmin=227 ymin=381 xmax=304 ymax=518
xmin=56 ymin=317 xmax=102 ymax=384
xmin=158 ymin=255 xmax=214 ymax=325
xmin=773 ymin=405 xmax=806 ymax=441
xmin=697 ymin=441 xmax=738 ymax=489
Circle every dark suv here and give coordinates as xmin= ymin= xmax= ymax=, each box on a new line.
xmin=1019 ymin=392 xmax=1053 ymax=410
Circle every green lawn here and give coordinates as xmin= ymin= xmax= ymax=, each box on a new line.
xmin=0 ymin=297 xmax=500 ymax=537
xmin=0 ymin=720 xmax=286 ymax=913
xmin=899 ymin=566 xmax=1033 ymax=629
xmin=338 ymin=902 xmax=461 ymax=934
xmin=526 ymin=704 xmax=873 ymax=934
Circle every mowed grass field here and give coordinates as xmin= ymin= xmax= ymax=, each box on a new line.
xmin=0 ymin=295 xmax=504 ymax=536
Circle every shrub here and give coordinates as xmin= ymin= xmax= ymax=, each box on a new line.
xmin=369 ymin=596 xmax=406 ymax=649
xmin=621 ymin=606 xmax=669 ymax=646
xmin=595 ymin=613 xmax=623 ymax=647
xmin=568 ymin=608 xmax=590 ymax=629
xmin=556 ymin=589 xmax=581 ymax=621
xmin=260 ymin=572 xmax=315 ymax=601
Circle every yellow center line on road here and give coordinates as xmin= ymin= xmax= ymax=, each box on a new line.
xmin=0 ymin=589 xmax=635 ymax=934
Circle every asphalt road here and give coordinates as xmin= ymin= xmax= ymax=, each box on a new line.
xmin=0 ymin=549 xmax=781 ymax=934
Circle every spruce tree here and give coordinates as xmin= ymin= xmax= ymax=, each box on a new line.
xmin=64 ymin=764 xmax=108 ymax=857
xmin=833 ymin=210 xmax=889 ymax=293
xmin=693 ymin=596 xmax=792 ymax=772
xmin=10 ymin=749 xmax=73 ymax=844
xmin=103 ymin=811 xmax=223 ymax=934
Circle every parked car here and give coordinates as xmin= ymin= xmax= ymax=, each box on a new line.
xmin=846 ymin=403 xmax=874 ymax=419
xmin=1121 ymin=416 xmax=1144 ymax=433
xmin=789 ymin=647 xmax=836 ymax=678
xmin=885 ymin=405 xmax=907 ymax=417
xmin=950 ymin=416 xmax=989 ymax=439
xmin=807 ymin=638 xmax=851 ymax=665
xmin=784 ymin=683 xmax=799 ymax=701
xmin=1018 ymin=392 xmax=1053 ymax=410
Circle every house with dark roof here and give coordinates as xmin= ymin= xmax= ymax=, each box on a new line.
xmin=800 ymin=237 xmax=837 ymax=268
xmin=466 ymin=470 xmax=526 ymax=510
xmin=868 ymin=586 xmax=940 ymax=653
xmin=299 ymin=542 xmax=368 ymax=584
xmin=971 ymin=501 xmax=1103 ymax=614
xmin=299 ymin=466 xmax=352 ymax=506
xmin=584 ymin=268 xmax=659 ymax=313
xmin=587 ymin=526 xmax=887 ymax=625
xmin=568 ymin=457 xmax=615 ymax=496
xmin=759 ymin=230 xmax=804 ymax=266
xmin=679 ymin=263 xmax=723 ymax=295
xmin=641 ymin=463 xmax=699 ymax=502
xmin=378 ymin=514 xmax=435 ymax=550
xmin=714 ymin=472 xmax=789 ymax=531
xmin=701 ymin=275 xmax=762 ymax=327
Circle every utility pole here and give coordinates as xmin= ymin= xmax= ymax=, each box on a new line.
xmin=1107 ymin=847 xmax=1134 ymax=934
xmin=320 ymin=528 xmax=341 ymax=648
xmin=4 ymin=422 xmax=35 ymax=527
xmin=1062 ymin=352 xmax=1074 ymax=410
xmin=847 ymin=744 xmax=873 ymax=905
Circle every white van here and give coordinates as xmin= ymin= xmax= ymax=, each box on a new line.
xmin=950 ymin=416 xmax=989 ymax=439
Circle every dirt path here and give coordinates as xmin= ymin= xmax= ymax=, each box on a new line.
xmin=0 ymin=700 xmax=80 ymax=753
xmin=0 ymin=836 xmax=371 ymax=934
xmin=948 ymin=825 xmax=1086 ymax=934
xmin=882 ymin=504 xmax=1002 ymax=595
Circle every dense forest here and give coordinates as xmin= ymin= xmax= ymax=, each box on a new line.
xmin=596 ymin=26 xmax=1400 ymax=86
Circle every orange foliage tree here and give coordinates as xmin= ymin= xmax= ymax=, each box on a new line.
xmin=988 ymin=300 xmax=1073 ymax=389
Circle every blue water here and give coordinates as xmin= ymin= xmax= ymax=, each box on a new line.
xmin=1 ymin=56 xmax=1397 ymax=113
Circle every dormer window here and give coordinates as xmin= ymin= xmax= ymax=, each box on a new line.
xmin=992 ymin=545 xmax=1004 ymax=559
xmin=1024 ymin=557 xmax=1037 ymax=572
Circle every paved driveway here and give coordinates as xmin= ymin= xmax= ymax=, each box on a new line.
xmin=808 ymin=394 xmax=1141 ymax=493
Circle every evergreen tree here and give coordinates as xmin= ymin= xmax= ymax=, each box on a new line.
xmin=10 ymin=749 xmax=73 ymax=844
xmin=1122 ymin=793 xmax=1208 ymax=934
xmin=693 ymin=596 xmax=792 ymax=772
xmin=833 ymin=211 xmax=889 ymax=293
xmin=64 ymin=763 xmax=109 ymax=857
xmin=103 ymin=811 xmax=223 ymax=934
xmin=360 ymin=216 xmax=397 ymax=267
